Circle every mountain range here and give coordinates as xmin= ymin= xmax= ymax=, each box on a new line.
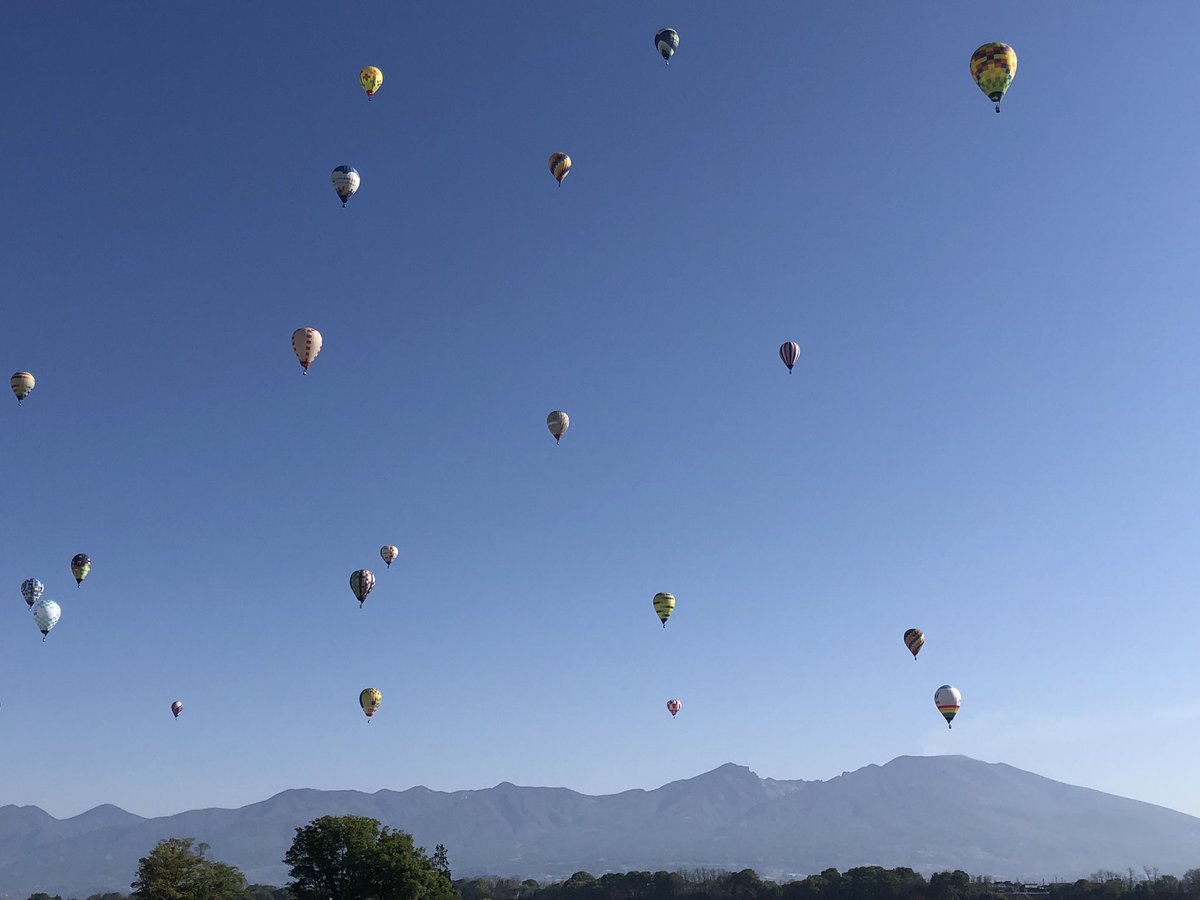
xmin=2 ymin=755 xmax=1198 ymax=899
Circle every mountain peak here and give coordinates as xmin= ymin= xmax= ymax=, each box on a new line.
xmin=3 ymin=757 xmax=1199 ymax=899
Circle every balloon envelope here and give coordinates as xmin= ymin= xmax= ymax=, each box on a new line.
xmin=292 ymin=327 xmax=322 ymax=372
xmin=903 ymin=628 xmax=925 ymax=659
xmin=667 ymin=698 xmax=681 ymax=717
xmin=655 ymin=28 xmax=679 ymax=63
xmin=380 ymin=545 xmax=399 ymax=568
xmin=360 ymin=687 xmax=382 ymax=718
xmin=359 ymin=66 xmax=383 ymax=98
xmin=21 ymin=578 xmax=44 ymax=608
xmin=32 ymin=598 xmax=60 ymax=639
xmin=970 ymin=42 xmax=1017 ymax=111
xmin=652 ymin=592 xmax=676 ymax=627
xmin=10 ymin=371 xmax=34 ymax=404
xmin=934 ymin=684 xmax=962 ymax=728
xmin=171 ymin=700 xmax=184 ymax=718
xmin=548 ymin=152 xmax=571 ymax=185
xmin=350 ymin=569 xmax=375 ymax=607
xmin=779 ymin=342 xmax=800 ymax=373
xmin=71 ymin=554 xmax=91 ymax=585
xmin=331 ymin=166 xmax=361 ymax=206
xmin=547 ymin=410 xmax=569 ymax=443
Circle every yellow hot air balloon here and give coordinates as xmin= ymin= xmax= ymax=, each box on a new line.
xmin=548 ymin=152 xmax=571 ymax=185
xmin=970 ymin=43 xmax=1017 ymax=113
xmin=652 ymin=592 xmax=675 ymax=628
xmin=360 ymin=687 xmax=382 ymax=721
xmin=380 ymin=545 xmax=398 ymax=568
xmin=359 ymin=66 xmax=383 ymax=100
xmin=10 ymin=371 xmax=34 ymax=406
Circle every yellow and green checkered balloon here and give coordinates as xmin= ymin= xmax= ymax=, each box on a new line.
xmin=970 ymin=42 xmax=1017 ymax=112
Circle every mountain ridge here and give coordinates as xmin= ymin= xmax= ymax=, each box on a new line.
xmin=2 ymin=756 xmax=1198 ymax=900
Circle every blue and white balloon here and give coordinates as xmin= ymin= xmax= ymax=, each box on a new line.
xmin=655 ymin=28 xmax=679 ymax=64
xmin=331 ymin=166 xmax=360 ymax=207
xmin=20 ymin=578 xmax=43 ymax=608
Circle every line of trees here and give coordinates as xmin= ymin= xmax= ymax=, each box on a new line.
xmin=454 ymin=867 xmax=1200 ymax=900
xmin=19 ymin=832 xmax=1200 ymax=900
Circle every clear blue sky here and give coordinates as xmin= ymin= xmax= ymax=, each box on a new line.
xmin=3 ymin=2 xmax=1200 ymax=821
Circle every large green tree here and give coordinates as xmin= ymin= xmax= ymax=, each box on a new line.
xmin=284 ymin=814 xmax=457 ymax=900
xmin=129 ymin=837 xmax=246 ymax=900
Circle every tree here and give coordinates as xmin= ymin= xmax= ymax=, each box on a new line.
xmin=284 ymin=814 xmax=457 ymax=900
xmin=130 ymin=837 xmax=246 ymax=900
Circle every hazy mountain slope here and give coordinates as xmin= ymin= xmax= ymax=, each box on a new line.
xmin=2 ymin=756 xmax=1198 ymax=899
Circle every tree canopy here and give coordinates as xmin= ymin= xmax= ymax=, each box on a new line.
xmin=284 ymin=814 xmax=458 ymax=900
xmin=129 ymin=837 xmax=246 ymax=900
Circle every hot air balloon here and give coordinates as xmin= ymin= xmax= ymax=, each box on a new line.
xmin=903 ymin=628 xmax=925 ymax=660
xmin=331 ymin=165 xmax=360 ymax=206
xmin=380 ymin=545 xmax=398 ymax=568
xmin=547 ymin=410 xmax=569 ymax=443
xmin=10 ymin=372 xmax=34 ymax=405
xmin=350 ymin=569 xmax=375 ymax=607
xmin=779 ymin=342 xmax=799 ymax=373
xmin=652 ymin=592 xmax=675 ymax=627
xmin=292 ymin=327 xmax=322 ymax=373
xmin=970 ymin=42 xmax=1017 ymax=113
xmin=32 ymin=598 xmax=60 ymax=641
xmin=934 ymin=684 xmax=961 ymax=728
xmin=71 ymin=554 xmax=91 ymax=586
xmin=20 ymin=578 xmax=43 ymax=608
xmin=360 ymin=687 xmax=382 ymax=721
xmin=548 ymin=152 xmax=571 ymax=185
xmin=359 ymin=66 xmax=383 ymax=100
xmin=171 ymin=700 xmax=184 ymax=719
xmin=667 ymin=698 xmax=681 ymax=717
xmin=654 ymin=28 xmax=679 ymax=64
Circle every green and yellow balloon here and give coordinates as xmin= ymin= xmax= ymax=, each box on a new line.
xmin=970 ymin=42 xmax=1017 ymax=113
xmin=652 ymin=592 xmax=675 ymax=628
xmin=360 ymin=688 xmax=382 ymax=722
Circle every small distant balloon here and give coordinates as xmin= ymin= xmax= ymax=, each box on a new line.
xmin=292 ymin=327 xmax=323 ymax=373
xmin=359 ymin=66 xmax=383 ymax=100
xmin=10 ymin=372 xmax=34 ymax=405
xmin=171 ymin=700 xmax=184 ymax=719
xmin=935 ymin=684 xmax=962 ymax=729
xmin=779 ymin=342 xmax=800 ymax=374
xmin=903 ymin=628 xmax=925 ymax=660
xmin=380 ymin=545 xmax=398 ymax=568
xmin=547 ymin=410 xmax=569 ymax=443
xmin=652 ymin=592 xmax=675 ymax=628
xmin=32 ymin=598 xmax=60 ymax=641
xmin=71 ymin=554 xmax=91 ymax=586
xmin=654 ymin=28 xmax=679 ymax=64
xmin=360 ymin=687 xmax=382 ymax=721
xmin=970 ymin=42 xmax=1017 ymax=113
xmin=667 ymin=698 xmax=681 ymax=717
xmin=21 ymin=578 xmax=43 ymax=608
xmin=548 ymin=152 xmax=571 ymax=185
xmin=332 ymin=165 xmax=361 ymax=206
xmin=350 ymin=569 xmax=375 ymax=607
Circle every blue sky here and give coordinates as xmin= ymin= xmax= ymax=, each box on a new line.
xmin=3 ymin=2 xmax=1200 ymax=823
